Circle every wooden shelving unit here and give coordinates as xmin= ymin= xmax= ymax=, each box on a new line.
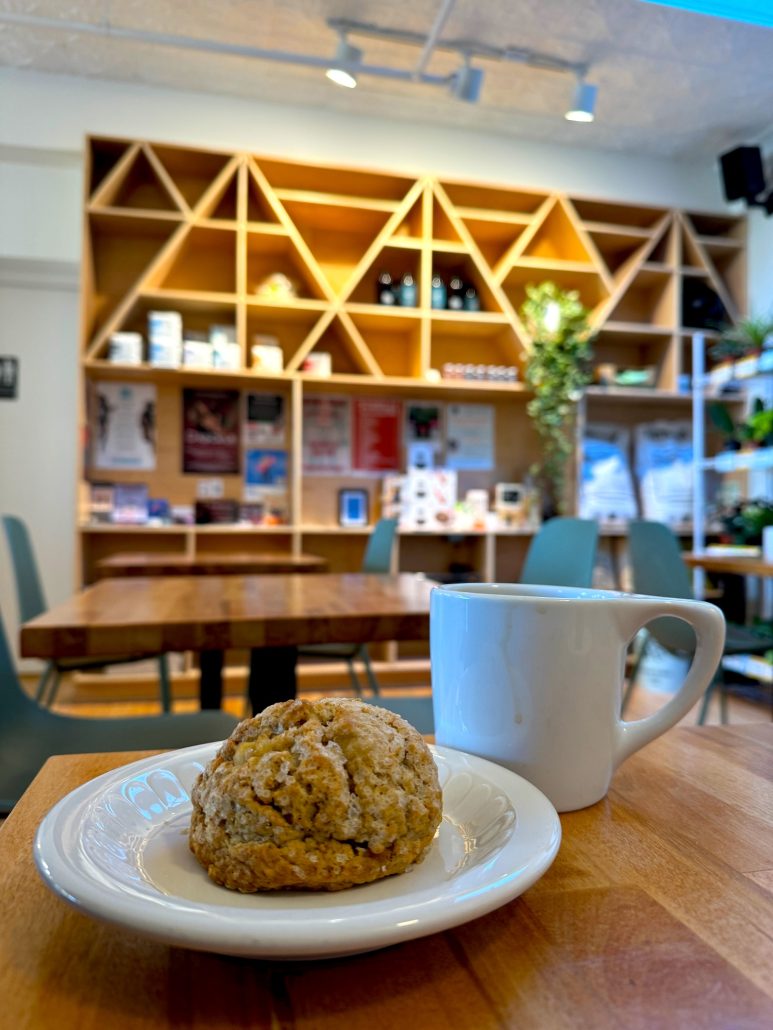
xmin=78 ymin=135 xmax=748 ymax=587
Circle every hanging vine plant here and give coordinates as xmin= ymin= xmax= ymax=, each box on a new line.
xmin=519 ymin=281 xmax=595 ymax=516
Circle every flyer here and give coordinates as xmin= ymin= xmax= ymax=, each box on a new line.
xmin=352 ymin=397 xmax=402 ymax=472
xmin=445 ymin=402 xmax=495 ymax=471
xmin=182 ymin=388 xmax=240 ymax=474
xmin=244 ymin=448 xmax=288 ymax=501
xmin=92 ymin=381 xmax=157 ymax=471
xmin=302 ymin=396 xmax=351 ymax=474
xmin=244 ymin=392 xmax=285 ymax=448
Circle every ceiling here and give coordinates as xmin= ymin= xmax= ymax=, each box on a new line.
xmin=1 ymin=0 xmax=772 ymax=159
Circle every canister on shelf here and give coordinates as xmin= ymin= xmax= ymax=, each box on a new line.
xmin=108 ymin=331 xmax=143 ymax=365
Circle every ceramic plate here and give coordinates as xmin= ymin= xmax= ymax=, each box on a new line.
xmin=34 ymin=742 xmax=561 ymax=960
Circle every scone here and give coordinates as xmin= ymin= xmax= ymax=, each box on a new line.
xmin=189 ymin=697 xmax=443 ymax=892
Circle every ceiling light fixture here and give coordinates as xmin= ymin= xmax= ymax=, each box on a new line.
xmin=325 ymin=36 xmax=363 ymax=89
xmin=565 ymin=78 xmax=598 ymax=122
xmin=0 ymin=7 xmax=599 ymax=122
xmin=450 ymin=58 xmax=485 ymax=102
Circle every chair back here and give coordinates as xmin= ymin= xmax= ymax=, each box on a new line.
xmin=0 ymin=604 xmax=40 ymax=719
xmin=520 ymin=517 xmax=599 ymax=589
xmin=2 ymin=515 xmax=47 ymax=622
xmin=628 ymin=519 xmax=696 ymax=654
xmin=361 ymin=518 xmax=398 ymax=573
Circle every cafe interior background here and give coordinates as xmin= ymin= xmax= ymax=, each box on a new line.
xmin=1 ymin=0 xmax=773 ymax=716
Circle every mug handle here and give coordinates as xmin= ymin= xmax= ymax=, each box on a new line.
xmin=614 ymin=596 xmax=726 ymax=767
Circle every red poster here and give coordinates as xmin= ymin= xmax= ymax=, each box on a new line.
xmin=352 ymin=398 xmax=402 ymax=472
xmin=182 ymin=388 xmax=240 ymax=474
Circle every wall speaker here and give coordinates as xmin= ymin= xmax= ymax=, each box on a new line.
xmin=719 ymin=146 xmax=766 ymax=202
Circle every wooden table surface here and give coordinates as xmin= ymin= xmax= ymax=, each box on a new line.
xmin=95 ymin=551 xmax=328 ymax=578
xmin=20 ymin=573 xmax=433 ymax=659
xmin=683 ymin=551 xmax=773 ymax=578
xmin=1 ymin=723 xmax=771 ymax=1029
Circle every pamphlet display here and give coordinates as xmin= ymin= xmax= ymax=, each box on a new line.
xmin=635 ymin=421 xmax=693 ymax=524
xmin=446 ymin=403 xmax=495 ymax=471
xmin=244 ymin=449 xmax=288 ymax=499
xmin=112 ymin=483 xmax=149 ymax=524
xmin=182 ymin=389 xmax=240 ymax=474
xmin=92 ymin=381 xmax=157 ymax=471
xmin=302 ymin=396 xmax=351 ymax=474
xmin=579 ymin=424 xmax=639 ymax=522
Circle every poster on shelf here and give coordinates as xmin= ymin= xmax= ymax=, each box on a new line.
xmin=302 ymin=395 xmax=351 ymax=474
xmin=244 ymin=392 xmax=285 ymax=448
xmin=244 ymin=448 xmax=288 ymax=501
xmin=445 ymin=402 xmax=495 ymax=470
xmin=182 ymin=388 xmax=240 ymax=474
xmin=92 ymin=381 xmax=157 ymax=471
xmin=635 ymin=420 xmax=693 ymax=525
xmin=404 ymin=402 xmax=444 ymax=457
xmin=579 ymin=424 xmax=639 ymax=522
xmin=352 ymin=397 xmax=402 ymax=472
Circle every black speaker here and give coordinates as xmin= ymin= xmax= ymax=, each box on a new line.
xmin=719 ymin=146 xmax=766 ymax=202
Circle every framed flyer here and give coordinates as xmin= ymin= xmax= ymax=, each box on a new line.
xmin=302 ymin=396 xmax=351 ymax=474
xmin=338 ymin=488 xmax=369 ymax=527
xmin=91 ymin=381 xmax=156 ymax=471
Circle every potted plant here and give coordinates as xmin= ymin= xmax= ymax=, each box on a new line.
xmin=519 ymin=281 xmax=594 ymax=516
xmin=718 ymin=498 xmax=773 ymax=545
xmin=711 ymin=314 xmax=773 ymax=378
xmin=744 ymin=400 xmax=773 ymax=447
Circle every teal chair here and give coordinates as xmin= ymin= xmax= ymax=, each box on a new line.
xmin=298 ymin=518 xmax=398 ymax=696
xmin=2 ymin=514 xmax=172 ymax=711
xmin=622 ymin=519 xmax=773 ymax=723
xmin=0 ymin=606 xmax=238 ymax=813
xmin=520 ymin=517 xmax=599 ymax=588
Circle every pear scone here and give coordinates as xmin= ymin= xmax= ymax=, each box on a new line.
xmin=189 ymin=698 xmax=442 ymax=892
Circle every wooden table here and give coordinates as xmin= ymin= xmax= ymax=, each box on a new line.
xmin=683 ymin=551 xmax=773 ymax=578
xmin=2 ymin=724 xmax=771 ymax=1029
xmin=20 ymin=573 xmax=433 ymax=712
xmin=95 ymin=551 xmax=328 ymax=578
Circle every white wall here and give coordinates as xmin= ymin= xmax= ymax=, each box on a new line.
xmin=0 ymin=66 xmax=769 ymax=649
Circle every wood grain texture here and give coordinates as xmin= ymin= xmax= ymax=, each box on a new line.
xmin=95 ymin=551 xmax=328 ymax=577
xmin=682 ymin=552 xmax=773 ymax=578
xmin=1 ymin=724 xmax=771 ymax=1029
xmin=20 ymin=573 xmax=433 ymax=658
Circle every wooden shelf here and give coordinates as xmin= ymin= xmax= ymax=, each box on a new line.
xmin=78 ymin=134 xmax=749 ymax=587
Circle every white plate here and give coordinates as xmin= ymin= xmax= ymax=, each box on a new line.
xmin=34 ymin=742 xmax=561 ymax=960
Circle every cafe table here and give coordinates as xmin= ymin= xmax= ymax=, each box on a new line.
xmin=1 ymin=723 xmax=771 ymax=1028
xmin=95 ymin=551 xmax=328 ymax=578
xmin=682 ymin=551 xmax=773 ymax=579
xmin=20 ymin=572 xmax=433 ymax=713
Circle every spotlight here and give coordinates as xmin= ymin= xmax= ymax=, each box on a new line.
xmin=326 ymin=36 xmax=363 ymax=89
xmin=565 ymin=79 xmax=597 ymax=122
xmin=450 ymin=60 xmax=484 ymax=103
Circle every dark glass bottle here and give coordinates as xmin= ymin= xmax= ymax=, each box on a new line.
xmin=399 ymin=272 xmax=417 ymax=307
xmin=376 ymin=270 xmax=396 ymax=305
xmin=463 ymin=286 xmax=480 ymax=311
xmin=431 ymin=273 xmax=447 ymax=309
xmin=447 ymin=276 xmax=464 ymax=310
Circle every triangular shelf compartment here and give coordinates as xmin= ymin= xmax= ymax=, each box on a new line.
xmin=85 ymin=211 xmax=183 ymax=346
xmin=500 ymin=263 xmax=610 ymax=321
xmin=430 ymin=247 xmax=507 ymax=316
xmin=149 ymin=144 xmax=232 ymax=211
xmin=94 ymin=146 xmax=181 ymax=212
xmin=346 ymin=306 xmax=423 ymax=378
xmin=282 ymin=198 xmax=395 ymax=296
xmin=145 ymin=225 xmax=238 ymax=295
xmin=604 ymin=266 xmax=677 ymax=329
xmin=682 ymin=213 xmax=745 ymax=318
xmin=246 ymin=303 xmax=327 ymax=374
xmin=345 ymin=242 xmax=422 ymax=308
xmin=88 ymin=138 xmax=132 ymax=201
xmin=458 ymin=212 xmax=530 ymax=272
xmin=297 ymin=315 xmax=378 ymax=376
xmin=519 ymin=198 xmax=597 ymax=264
xmin=246 ymin=228 xmax=329 ymax=302
xmin=197 ymin=164 xmax=240 ymax=222
xmin=387 ymin=190 xmax=425 ymax=243
xmin=429 ymin=313 xmax=522 ymax=373
xmin=245 ymin=163 xmax=282 ymax=225
xmin=429 ymin=191 xmax=463 ymax=245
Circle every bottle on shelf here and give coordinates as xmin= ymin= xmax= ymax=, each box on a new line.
xmin=447 ymin=276 xmax=464 ymax=310
xmin=376 ymin=270 xmax=396 ymax=305
xmin=463 ymin=286 xmax=480 ymax=312
xmin=431 ymin=273 xmax=447 ymax=310
xmin=399 ymin=272 xmax=417 ymax=307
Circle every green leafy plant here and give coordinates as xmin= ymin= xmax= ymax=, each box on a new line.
xmin=520 ymin=282 xmax=594 ymax=515
xmin=718 ymin=498 xmax=773 ymax=545
xmin=710 ymin=314 xmax=773 ymax=363
xmin=745 ymin=402 xmax=773 ymax=446
xmin=708 ymin=397 xmax=773 ymax=449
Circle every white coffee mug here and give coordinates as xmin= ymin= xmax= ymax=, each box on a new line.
xmin=430 ymin=584 xmax=726 ymax=812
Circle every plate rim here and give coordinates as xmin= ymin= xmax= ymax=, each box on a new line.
xmin=33 ymin=741 xmax=561 ymax=958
